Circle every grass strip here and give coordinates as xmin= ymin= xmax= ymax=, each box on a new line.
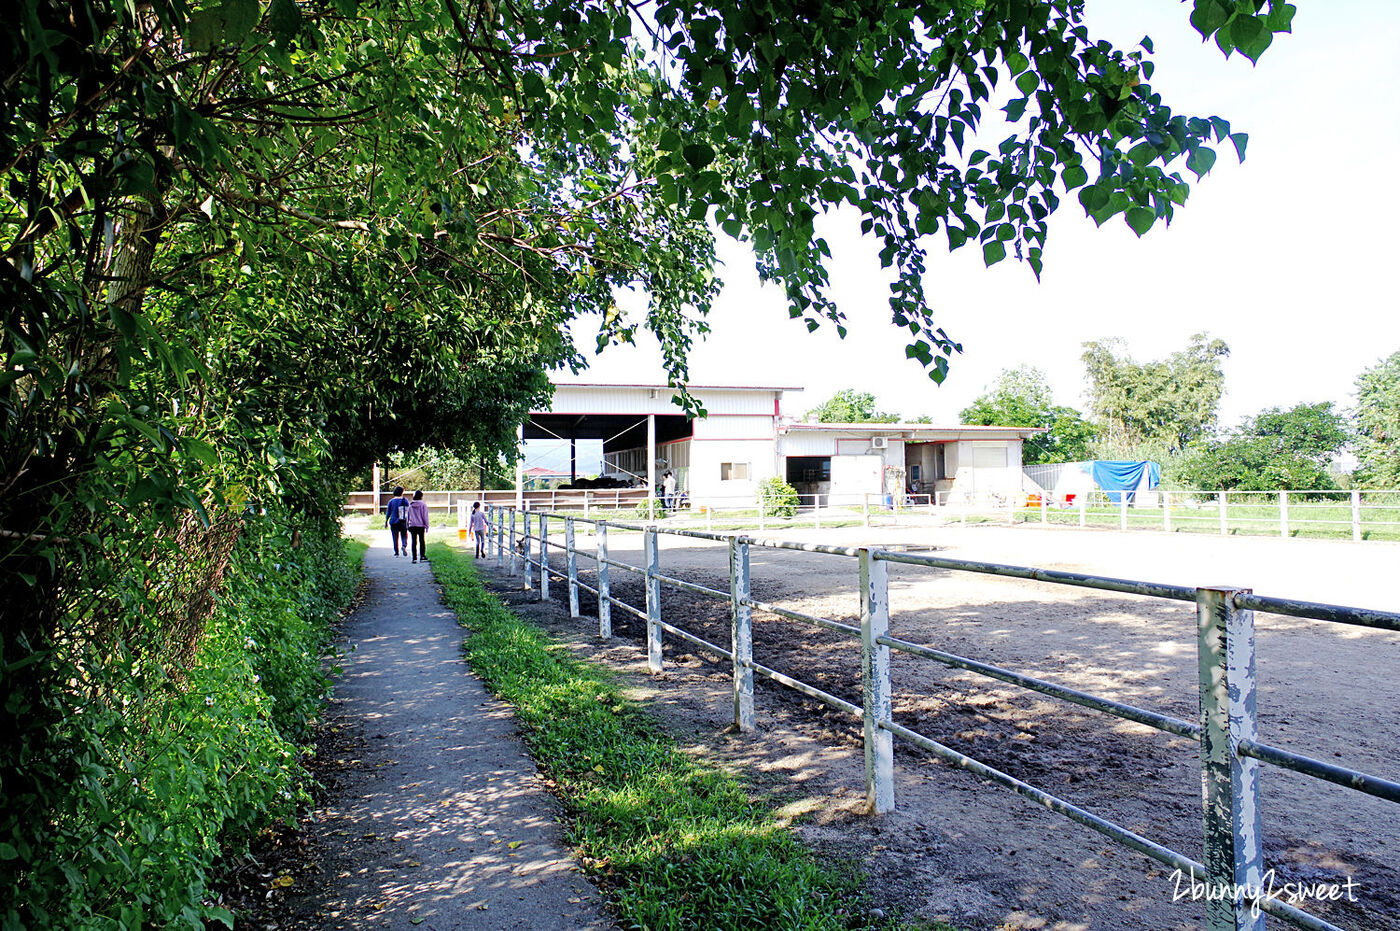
xmin=428 ymin=540 xmax=924 ymax=931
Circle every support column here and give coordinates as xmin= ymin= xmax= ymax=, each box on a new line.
xmin=729 ymin=537 xmax=755 ymax=732
xmin=860 ymin=547 xmax=894 ymax=815
xmin=515 ymin=421 xmax=525 ymax=508
xmin=371 ymin=462 xmax=381 ymax=513
xmin=646 ymin=413 xmax=657 ymax=521
xmin=565 ymin=517 xmax=579 ymax=618
xmin=596 ymin=522 xmax=611 ymax=639
xmin=539 ymin=512 xmax=550 ymax=601
xmin=644 ymin=527 xmax=662 ymax=673
xmin=570 ymin=437 xmax=577 ymax=484
xmin=1196 ymin=587 xmax=1265 ymax=931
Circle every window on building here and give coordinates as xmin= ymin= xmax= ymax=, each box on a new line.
xmin=720 ymin=461 xmax=750 ymax=481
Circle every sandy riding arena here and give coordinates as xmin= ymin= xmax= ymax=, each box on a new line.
xmin=482 ymin=522 xmax=1400 ymax=931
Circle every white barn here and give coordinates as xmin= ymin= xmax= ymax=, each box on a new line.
xmin=522 ymin=382 xmax=1041 ymax=506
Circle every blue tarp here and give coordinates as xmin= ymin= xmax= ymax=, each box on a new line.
xmin=1091 ymin=460 xmax=1161 ymax=504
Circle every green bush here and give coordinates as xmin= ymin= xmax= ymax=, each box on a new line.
xmin=1 ymin=514 xmax=365 ymax=931
xmin=756 ymin=477 xmax=800 ymax=518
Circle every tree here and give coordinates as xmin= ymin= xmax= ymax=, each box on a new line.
xmin=1175 ymin=403 xmax=1349 ymax=491
xmin=961 ymin=367 xmax=1097 ymax=465
xmin=806 ymin=389 xmax=900 ymax=423
xmin=0 ymin=1 xmax=1295 ymax=920
xmin=1081 ymin=334 xmax=1230 ymax=452
xmin=1355 ymin=351 xmax=1400 ymax=488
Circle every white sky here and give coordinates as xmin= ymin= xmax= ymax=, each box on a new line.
xmin=552 ymin=1 xmax=1400 ymax=444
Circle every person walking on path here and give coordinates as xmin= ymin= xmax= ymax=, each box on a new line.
xmin=406 ymin=490 xmax=430 ymax=563
xmin=384 ymin=486 xmax=409 ymax=557
xmin=469 ymin=501 xmax=491 ymax=558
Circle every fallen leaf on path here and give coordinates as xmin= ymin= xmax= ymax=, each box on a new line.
xmin=272 ymin=875 xmax=294 ymax=889
xmin=507 ymin=841 xmax=523 ymax=849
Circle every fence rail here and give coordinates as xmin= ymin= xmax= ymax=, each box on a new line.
xmin=477 ymin=503 xmax=1398 ymax=931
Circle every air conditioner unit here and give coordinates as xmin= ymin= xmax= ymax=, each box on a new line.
xmin=871 ymin=436 xmax=888 ymax=449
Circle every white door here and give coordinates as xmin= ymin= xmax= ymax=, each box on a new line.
xmin=830 ymin=455 xmax=883 ymax=505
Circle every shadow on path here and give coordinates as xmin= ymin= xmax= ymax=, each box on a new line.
xmin=285 ymin=534 xmax=613 ymax=930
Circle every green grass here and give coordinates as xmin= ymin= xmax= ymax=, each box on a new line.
xmin=428 ymin=541 xmax=939 ymax=931
xmin=343 ymin=535 xmax=369 ymax=569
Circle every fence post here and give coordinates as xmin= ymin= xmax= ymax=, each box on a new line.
xmin=729 ymin=536 xmax=755 ymax=732
xmin=565 ymin=516 xmax=579 ymax=618
xmin=758 ymin=494 xmax=766 ymax=533
xmin=596 ymin=522 xmax=611 ymax=638
xmin=522 ymin=510 xmax=533 ymax=590
xmin=1196 ymin=586 xmax=1265 ymax=931
xmin=863 ymin=494 xmax=871 ymax=527
xmin=1163 ymin=490 xmax=1172 ymax=533
xmin=458 ymin=500 xmax=467 ymax=541
xmin=814 ymin=494 xmax=822 ymax=530
xmin=508 ymin=509 xmax=518 ymax=575
xmin=1119 ymin=494 xmax=1128 ymax=532
xmin=859 ymin=548 xmax=895 ymax=815
xmin=1279 ymin=491 xmax=1289 ymax=539
xmin=644 ymin=527 xmax=662 ymax=673
xmin=706 ymin=506 xmax=712 ymax=533
xmin=1352 ymin=490 xmax=1362 ymax=542
xmin=1079 ymin=493 xmax=1087 ymax=528
xmin=496 ymin=507 xmax=504 ymax=567
xmin=539 ymin=513 xmax=550 ymax=601
xmin=1040 ymin=492 xmax=1048 ymax=526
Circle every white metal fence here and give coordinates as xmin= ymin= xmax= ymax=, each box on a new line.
xmin=1015 ymin=488 xmax=1400 ymax=541
xmin=479 ymin=504 xmax=1399 ymax=931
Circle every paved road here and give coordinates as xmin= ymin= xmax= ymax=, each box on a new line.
xmin=289 ymin=533 xmax=613 ymax=930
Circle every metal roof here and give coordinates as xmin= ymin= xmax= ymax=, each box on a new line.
xmin=784 ymin=422 xmax=1046 ymax=435
xmin=552 ymin=381 xmax=801 ymax=392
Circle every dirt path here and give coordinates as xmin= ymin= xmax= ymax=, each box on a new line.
xmin=487 ymin=522 xmax=1400 ymax=931
xmin=281 ymin=534 xmax=613 ymax=930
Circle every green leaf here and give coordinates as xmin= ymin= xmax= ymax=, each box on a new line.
xmin=1229 ymin=14 xmax=1272 ymax=62
xmin=1077 ymin=184 xmax=1109 ymax=215
xmin=186 ymin=9 xmax=224 ymax=51
xmin=1189 ymin=0 xmax=1232 ymax=40
xmin=1006 ymin=51 xmax=1029 ymax=75
xmin=982 ymin=240 xmax=1006 ymax=265
xmin=1125 ymin=206 xmax=1156 ymax=237
xmin=1186 ymin=146 xmax=1217 ymax=178
xmin=682 ymin=142 xmax=715 ymax=169
xmin=1003 ymin=97 xmax=1028 ymax=121
xmin=1229 ymin=131 xmax=1249 ymax=162
xmin=221 ymin=0 xmax=261 ymax=43
xmin=269 ymin=0 xmax=300 ymax=43
xmin=1267 ymin=3 xmax=1297 ymax=33
xmin=1014 ymin=72 xmax=1039 ymax=95
xmin=1062 ymin=164 xmax=1089 ymax=189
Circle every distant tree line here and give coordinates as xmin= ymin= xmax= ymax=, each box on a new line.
xmin=809 ymin=344 xmax=1400 ymax=491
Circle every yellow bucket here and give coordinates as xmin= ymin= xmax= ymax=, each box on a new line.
xmin=457 ymin=528 xmax=468 ymax=540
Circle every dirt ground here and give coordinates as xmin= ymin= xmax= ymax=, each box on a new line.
xmin=482 ymin=522 xmax=1400 ymax=931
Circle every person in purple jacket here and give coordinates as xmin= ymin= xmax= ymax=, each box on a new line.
xmin=384 ymin=486 xmax=409 ymax=556
xmin=406 ymin=490 xmax=431 ymax=563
